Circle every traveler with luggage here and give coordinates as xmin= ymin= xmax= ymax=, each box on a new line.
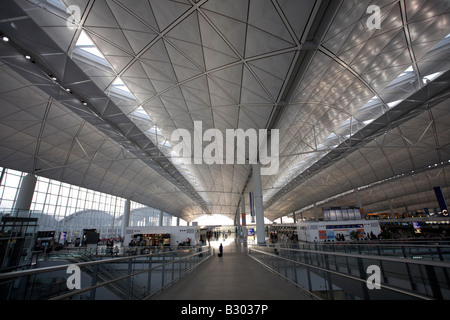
xmin=218 ymin=243 xmax=223 ymax=257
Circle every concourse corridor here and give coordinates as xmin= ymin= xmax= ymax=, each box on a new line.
xmin=155 ymin=239 xmax=311 ymax=300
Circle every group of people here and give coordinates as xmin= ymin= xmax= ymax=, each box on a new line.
xmin=206 ymin=229 xmax=232 ymax=244
xmin=269 ymin=231 xmax=298 ymax=243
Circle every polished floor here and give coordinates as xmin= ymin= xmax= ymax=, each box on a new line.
xmin=155 ymin=239 xmax=311 ymax=300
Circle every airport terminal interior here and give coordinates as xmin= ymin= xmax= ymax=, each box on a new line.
xmin=0 ymin=0 xmax=450 ymax=303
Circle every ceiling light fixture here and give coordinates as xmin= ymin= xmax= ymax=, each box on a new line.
xmin=1 ymin=35 xmax=9 ymax=42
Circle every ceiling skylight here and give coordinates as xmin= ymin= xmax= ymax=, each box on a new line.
xmin=111 ymin=78 xmax=132 ymax=94
xmin=75 ymin=30 xmax=106 ymax=60
xmin=73 ymin=29 xmax=172 ymax=157
xmin=423 ymin=71 xmax=443 ymax=84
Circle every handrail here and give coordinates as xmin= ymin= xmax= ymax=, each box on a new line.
xmin=249 ymin=247 xmax=432 ymax=300
xmin=268 ymin=246 xmax=450 ymax=268
xmin=248 ymin=251 xmax=323 ymax=301
xmin=142 ymin=253 xmax=210 ymax=300
xmin=274 ymin=242 xmax=450 ymax=261
xmin=0 ymin=248 xmax=189 ymax=281
xmin=287 ymin=242 xmax=450 ymax=250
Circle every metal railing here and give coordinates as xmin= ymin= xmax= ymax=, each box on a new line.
xmin=0 ymin=246 xmax=212 ymax=300
xmin=248 ymin=245 xmax=450 ymax=300
xmin=276 ymin=242 xmax=450 ymax=261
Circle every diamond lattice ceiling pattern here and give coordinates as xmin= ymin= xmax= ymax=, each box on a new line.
xmin=0 ymin=0 xmax=449 ymax=222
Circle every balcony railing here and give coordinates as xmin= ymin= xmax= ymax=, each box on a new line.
xmin=0 ymin=246 xmax=212 ymax=300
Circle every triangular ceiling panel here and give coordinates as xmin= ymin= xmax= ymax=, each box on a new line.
xmin=240 ymin=65 xmax=275 ymax=104
xmin=212 ymin=106 xmax=240 ymax=129
xmin=148 ymin=0 xmax=192 ymax=31
xmin=198 ymin=14 xmax=241 ymax=70
xmin=247 ymin=0 xmax=295 ymax=45
xmin=202 ymin=8 xmax=247 ymax=58
xmin=208 ymin=64 xmax=243 ymax=104
xmin=244 ymin=26 xmax=295 ymax=58
xmin=87 ymin=28 xmax=134 ymax=56
xmin=121 ymin=29 xmax=158 ymax=55
xmin=164 ymin=40 xmax=204 ymax=82
xmin=84 ymin=0 xmax=121 ymax=29
xmin=207 ymin=77 xmax=238 ymax=107
xmin=165 ymin=11 xmax=205 ymax=71
xmin=116 ymin=0 xmax=160 ymax=31
xmin=247 ymin=51 xmax=295 ymax=100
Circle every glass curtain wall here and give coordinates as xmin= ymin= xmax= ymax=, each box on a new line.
xmin=0 ymin=167 xmax=185 ymax=243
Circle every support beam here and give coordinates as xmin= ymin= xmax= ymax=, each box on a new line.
xmin=252 ymin=164 xmax=266 ymax=245
xmin=159 ymin=210 xmax=164 ymax=227
xmin=240 ymin=193 xmax=247 ymax=242
xmin=355 ymin=188 xmax=363 ymax=219
xmin=14 ymin=173 xmax=37 ymax=211
xmin=121 ymin=199 xmax=131 ymax=238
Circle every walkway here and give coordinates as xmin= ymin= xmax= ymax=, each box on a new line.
xmin=155 ymin=239 xmax=311 ymax=300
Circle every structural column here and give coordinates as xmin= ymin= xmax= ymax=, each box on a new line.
xmin=388 ymin=199 xmax=394 ymax=218
xmin=434 ymin=187 xmax=448 ymax=213
xmin=14 ymin=173 xmax=37 ymax=211
xmin=240 ymin=193 xmax=246 ymax=242
xmin=159 ymin=210 xmax=164 ymax=226
xmin=252 ymin=164 xmax=265 ymax=245
xmin=121 ymin=199 xmax=131 ymax=238
xmin=355 ymin=188 xmax=363 ymax=219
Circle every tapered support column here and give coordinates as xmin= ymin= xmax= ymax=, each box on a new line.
xmin=434 ymin=187 xmax=448 ymax=213
xmin=355 ymin=188 xmax=363 ymax=219
xmin=388 ymin=199 xmax=394 ymax=218
xmin=240 ymin=194 xmax=247 ymax=242
xmin=14 ymin=173 xmax=37 ymax=211
xmin=121 ymin=199 xmax=131 ymax=238
xmin=159 ymin=210 xmax=164 ymax=226
xmin=252 ymin=164 xmax=265 ymax=245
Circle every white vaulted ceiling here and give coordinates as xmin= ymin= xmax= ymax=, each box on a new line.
xmin=0 ymin=0 xmax=449 ymax=222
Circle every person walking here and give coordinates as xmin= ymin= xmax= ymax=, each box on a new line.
xmin=218 ymin=243 xmax=223 ymax=257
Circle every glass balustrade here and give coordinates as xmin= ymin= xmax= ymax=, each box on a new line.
xmin=249 ymin=245 xmax=450 ymax=300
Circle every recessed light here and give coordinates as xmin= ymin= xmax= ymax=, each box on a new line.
xmin=25 ymin=55 xmax=31 ymax=60
xmin=2 ymin=36 xmax=9 ymax=42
